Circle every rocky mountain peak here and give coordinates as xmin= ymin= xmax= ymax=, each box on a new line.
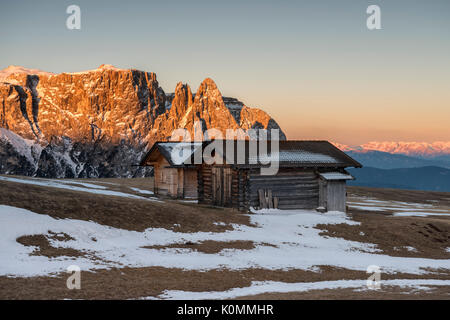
xmin=0 ymin=65 xmax=286 ymax=177
xmin=169 ymin=82 xmax=193 ymax=117
xmin=195 ymin=78 xmax=224 ymax=104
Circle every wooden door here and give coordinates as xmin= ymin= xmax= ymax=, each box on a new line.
xmin=211 ymin=167 xmax=232 ymax=206
xmin=223 ymin=167 xmax=232 ymax=206
xmin=212 ymin=167 xmax=222 ymax=205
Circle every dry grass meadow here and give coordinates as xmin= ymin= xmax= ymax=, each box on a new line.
xmin=0 ymin=175 xmax=449 ymax=300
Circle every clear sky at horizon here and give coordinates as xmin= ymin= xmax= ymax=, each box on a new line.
xmin=1 ymin=0 xmax=449 ymax=145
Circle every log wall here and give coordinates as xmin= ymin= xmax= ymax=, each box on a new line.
xmin=198 ymin=166 xmax=351 ymax=212
xmin=248 ymin=169 xmax=319 ymax=210
xmin=198 ymin=165 xmax=243 ymax=208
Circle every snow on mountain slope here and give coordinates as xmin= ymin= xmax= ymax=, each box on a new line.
xmin=0 ymin=65 xmax=55 ymax=85
xmin=361 ymin=141 xmax=450 ymax=157
xmin=0 ymin=127 xmax=154 ymax=178
xmin=0 ymin=128 xmax=42 ymax=165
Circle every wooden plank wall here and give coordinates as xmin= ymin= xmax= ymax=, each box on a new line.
xmin=223 ymin=167 xmax=232 ymax=206
xmin=183 ymin=168 xmax=198 ymax=199
xmin=238 ymin=169 xmax=250 ymax=211
xmin=232 ymin=169 xmax=246 ymax=210
xmin=176 ymin=168 xmax=184 ymax=198
xmin=199 ymin=166 xmax=347 ymax=212
xmin=211 ymin=167 xmax=222 ymax=205
xmin=318 ymin=179 xmax=327 ymax=208
xmin=248 ymin=169 xmax=319 ymax=210
xmin=198 ymin=165 xmax=212 ymax=205
xmin=153 ymin=156 xmax=178 ymax=197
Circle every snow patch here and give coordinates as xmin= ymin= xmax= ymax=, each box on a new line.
xmin=2 ymin=204 xmax=450 ymax=277
xmin=0 ymin=176 xmax=159 ymax=201
xmin=129 ymin=187 xmax=154 ymax=195
xmin=155 ymin=279 xmax=450 ymax=300
xmin=393 ymin=211 xmax=450 ymax=217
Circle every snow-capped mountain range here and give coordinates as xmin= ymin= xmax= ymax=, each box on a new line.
xmin=0 ymin=65 xmax=285 ymax=178
xmin=337 ymin=141 xmax=450 ymax=191
xmin=334 ymin=142 xmax=450 ymax=158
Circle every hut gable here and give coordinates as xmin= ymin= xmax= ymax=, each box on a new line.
xmin=140 ymin=141 xmax=203 ymax=167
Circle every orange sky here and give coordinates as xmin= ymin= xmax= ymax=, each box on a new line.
xmin=1 ymin=1 xmax=449 ymax=145
xmin=271 ymin=85 xmax=450 ymax=145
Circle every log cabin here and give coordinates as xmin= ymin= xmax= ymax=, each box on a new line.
xmin=139 ymin=142 xmax=202 ymax=199
xmin=140 ymin=140 xmax=362 ymax=212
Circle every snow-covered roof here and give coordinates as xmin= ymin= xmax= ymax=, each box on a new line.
xmin=216 ymin=140 xmax=362 ymax=168
xmin=140 ymin=140 xmax=362 ymax=168
xmin=319 ymin=172 xmax=354 ymax=180
xmin=154 ymin=142 xmax=202 ymax=166
xmin=250 ymin=150 xmax=337 ymax=164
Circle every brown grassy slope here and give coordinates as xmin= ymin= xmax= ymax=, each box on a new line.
xmin=317 ymin=210 xmax=450 ymax=259
xmin=1 ymin=265 xmax=449 ymax=300
xmin=72 ymin=177 xmax=157 ymax=196
xmin=314 ymin=186 xmax=450 ymax=259
xmin=143 ymin=240 xmax=257 ymax=254
xmin=348 ymin=186 xmax=450 ymax=207
xmin=0 ymin=176 xmax=251 ymax=232
xmin=16 ymin=234 xmax=84 ymax=258
xmin=234 ymin=285 xmax=450 ymax=300
xmin=2 ymin=180 xmax=450 ymax=299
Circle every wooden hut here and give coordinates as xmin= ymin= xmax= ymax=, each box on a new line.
xmin=140 ymin=140 xmax=362 ymax=212
xmin=139 ymin=142 xmax=202 ymax=198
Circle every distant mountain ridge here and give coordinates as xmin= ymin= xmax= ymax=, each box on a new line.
xmin=0 ymin=65 xmax=285 ymax=178
xmin=345 ymin=150 xmax=450 ymax=169
xmin=334 ymin=141 xmax=450 ymax=158
xmin=335 ymin=141 xmax=450 ymax=192
xmin=348 ymin=166 xmax=450 ymax=192
xmin=332 ymin=141 xmax=450 ymax=171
